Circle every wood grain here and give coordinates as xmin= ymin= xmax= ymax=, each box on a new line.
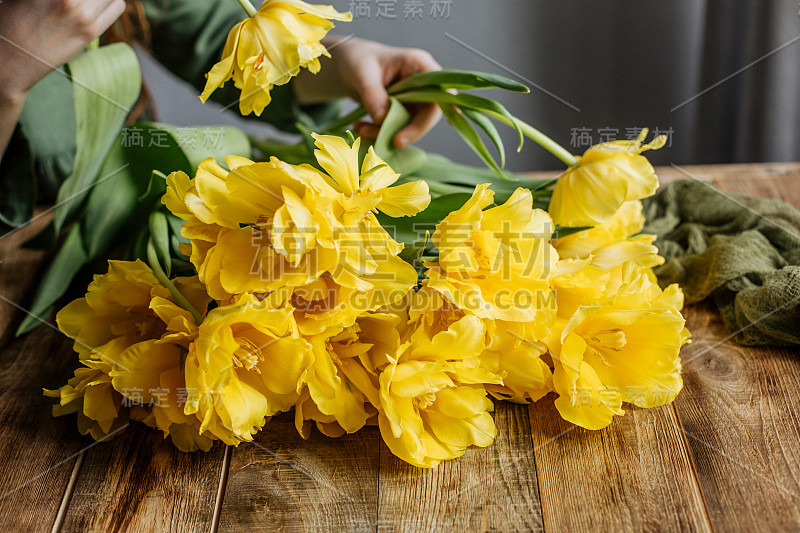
xmin=0 ymin=329 xmax=83 ymax=532
xmin=218 ymin=412 xmax=380 ymax=532
xmin=60 ymin=424 xmax=226 ymax=533
xmin=378 ymin=401 xmax=544 ymax=533
xmin=2 ymin=164 xmax=800 ymax=532
xmin=0 ymin=212 xmax=51 ymax=350
xmin=529 ymin=395 xmax=712 ymax=532
xmin=667 ymin=167 xmax=800 ymax=532
xmin=656 ymin=162 xmax=800 ymax=186
xmin=676 ymin=303 xmax=800 ymax=532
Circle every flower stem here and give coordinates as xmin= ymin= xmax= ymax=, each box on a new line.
xmin=236 ymin=0 xmax=259 ymax=17
xmin=485 ymin=111 xmax=579 ymax=167
xmin=147 ymin=240 xmax=204 ymax=325
xmin=322 ymin=106 xmax=369 ymax=134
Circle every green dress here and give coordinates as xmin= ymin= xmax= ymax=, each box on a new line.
xmin=0 ymin=0 xmax=340 ymax=231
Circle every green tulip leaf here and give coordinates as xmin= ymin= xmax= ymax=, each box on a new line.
xmin=386 ymin=146 xmax=428 ymax=176
xmin=462 ymin=107 xmax=506 ymax=167
xmin=53 ymin=43 xmax=142 ymax=232
xmin=374 ymin=97 xmax=411 ymax=160
xmin=81 ymin=123 xmax=249 ymax=259
xmin=148 ymin=211 xmax=172 ymax=277
xmin=417 ymin=153 xmax=559 ymax=203
xmin=16 ymin=224 xmax=88 ymax=336
xmin=388 ymin=69 xmax=529 ymax=94
xmin=552 ymin=225 xmax=593 ymax=239
xmin=143 ymin=123 xmax=252 ymax=172
xmin=395 ymin=90 xmax=524 ymax=150
xmin=440 ymin=104 xmax=508 ymax=181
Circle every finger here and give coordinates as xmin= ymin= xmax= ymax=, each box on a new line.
xmin=354 ymin=122 xmax=381 ymax=140
xmin=355 ymin=60 xmax=391 ymax=124
xmin=400 ymin=49 xmax=442 ymax=78
xmin=88 ymin=0 xmax=126 ymax=37
xmin=82 ymin=0 xmax=123 ymax=19
xmin=395 ymin=103 xmax=442 ymax=149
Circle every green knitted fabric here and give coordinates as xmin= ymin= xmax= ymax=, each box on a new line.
xmin=642 ymin=179 xmax=800 ymax=346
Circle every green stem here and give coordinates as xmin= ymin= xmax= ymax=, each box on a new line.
xmin=485 ymin=111 xmax=579 ymax=168
xmin=86 ymin=38 xmax=100 ymax=51
xmin=248 ymin=136 xmax=312 ymax=163
xmin=236 ymin=0 xmax=258 ymax=17
xmin=322 ymin=106 xmax=369 ymax=134
xmin=147 ymin=240 xmax=204 ymax=325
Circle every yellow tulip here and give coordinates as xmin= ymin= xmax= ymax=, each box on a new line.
xmin=554 ymin=201 xmax=663 ymax=272
xmin=425 ymin=184 xmax=557 ymax=324
xmin=480 ymin=319 xmax=553 ymax=403
xmin=550 ymin=263 xmax=611 ymax=321
xmin=376 ymin=286 xmax=505 ymax=468
xmin=550 ymin=200 xmax=665 ymax=320
xmin=56 ymin=260 xmax=196 ymax=359
xmin=200 ymin=0 xmax=352 ymax=116
xmin=112 ymin=340 xmax=217 ymax=452
xmin=295 ymin=312 xmax=400 ymax=438
xmin=407 ymin=284 xmax=553 ymax=405
xmin=48 ymin=260 xmax=216 ymax=451
xmin=547 ymin=268 xmax=690 ymax=430
xmin=552 ymin=256 xmax=668 ymax=321
xmin=405 ymin=285 xmax=483 ymax=353
xmin=183 ymin=294 xmax=313 ymax=445
xmin=44 ymin=358 xmax=125 ymax=442
xmin=163 ymin=138 xmax=425 ymax=331
xmin=378 ymin=348 xmax=499 ymax=469
xmin=50 ymin=345 xmax=216 ymax=452
xmin=54 ymin=260 xmax=207 ymax=367
xmin=311 ymin=134 xmax=431 ymax=219
xmin=549 ymin=129 xmax=666 ymax=227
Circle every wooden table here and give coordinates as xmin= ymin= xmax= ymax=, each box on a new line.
xmin=1 ymin=162 xmax=799 ymax=532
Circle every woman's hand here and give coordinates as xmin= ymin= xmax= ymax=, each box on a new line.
xmin=293 ymin=37 xmax=443 ymax=150
xmin=0 ymin=0 xmax=125 ymax=161
xmin=0 ymin=0 xmax=126 ymax=102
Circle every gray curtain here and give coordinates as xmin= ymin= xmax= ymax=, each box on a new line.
xmin=695 ymin=0 xmax=800 ymax=163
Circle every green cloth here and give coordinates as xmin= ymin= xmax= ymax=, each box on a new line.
xmin=0 ymin=0 xmax=341 ymax=231
xmin=642 ymin=179 xmax=800 ymax=347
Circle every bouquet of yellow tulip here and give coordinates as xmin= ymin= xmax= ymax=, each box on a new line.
xmin=46 ymin=129 xmax=689 ymax=467
xmin=39 ymin=0 xmax=690 ymax=468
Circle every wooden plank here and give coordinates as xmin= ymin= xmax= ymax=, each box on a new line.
xmin=656 ymin=162 xmax=800 ymax=186
xmin=676 ymin=303 xmax=800 ymax=531
xmin=0 ymin=329 xmax=84 ymax=532
xmin=670 ymin=173 xmax=800 ymax=531
xmin=711 ymin=167 xmax=800 ymax=207
xmin=0 ymin=212 xmax=227 ymax=532
xmin=378 ymin=401 xmax=543 ymax=532
xmin=218 ymin=412 xmax=380 ymax=532
xmin=0 ymin=212 xmax=51 ymax=349
xmin=0 ymin=213 xmax=86 ymax=531
xmin=60 ymin=424 xmax=226 ymax=533
xmin=529 ymin=396 xmax=712 ymax=532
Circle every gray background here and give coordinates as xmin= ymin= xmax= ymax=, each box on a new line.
xmin=139 ymin=0 xmax=800 ymax=171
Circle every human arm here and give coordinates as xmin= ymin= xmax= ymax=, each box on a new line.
xmin=0 ymin=0 xmax=126 ymax=162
